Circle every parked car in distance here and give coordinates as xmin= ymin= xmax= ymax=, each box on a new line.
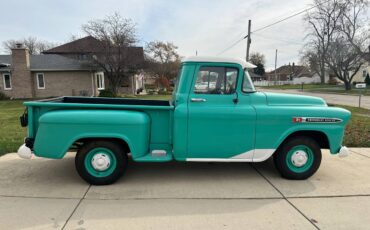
xmin=18 ymin=56 xmax=351 ymax=185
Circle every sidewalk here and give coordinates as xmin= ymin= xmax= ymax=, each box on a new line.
xmin=0 ymin=148 xmax=369 ymax=229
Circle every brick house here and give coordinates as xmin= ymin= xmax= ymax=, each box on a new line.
xmin=0 ymin=36 xmax=144 ymax=99
xmin=265 ymin=63 xmax=328 ymax=84
xmin=44 ymin=36 xmax=144 ymax=95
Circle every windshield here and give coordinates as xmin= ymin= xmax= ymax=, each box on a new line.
xmin=242 ymin=69 xmax=256 ymax=92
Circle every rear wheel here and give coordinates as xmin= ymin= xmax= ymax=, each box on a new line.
xmin=274 ymin=136 xmax=321 ymax=180
xmin=75 ymin=140 xmax=128 ymax=185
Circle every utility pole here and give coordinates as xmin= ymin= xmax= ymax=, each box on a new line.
xmin=274 ymin=49 xmax=278 ymax=85
xmin=245 ymin=20 xmax=251 ymax=62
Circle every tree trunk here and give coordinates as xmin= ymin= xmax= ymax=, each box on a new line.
xmin=320 ymin=59 xmax=326 ymax=84
xmin=344 ymin=80 xmax=351 ymax=90
xmin=107 ymin=74 xmax=119 ymax=96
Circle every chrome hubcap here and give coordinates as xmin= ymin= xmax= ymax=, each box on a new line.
xmin=291 ymin=150 xmax=308 ymax=167
xmin=91 ymin=153 xmax=111 ymax=171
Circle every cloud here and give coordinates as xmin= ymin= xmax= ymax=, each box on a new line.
xmin=0 ymin=0 xmax=313 ymax=68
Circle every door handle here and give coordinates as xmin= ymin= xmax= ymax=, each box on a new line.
xmin=191 ymin=98 xmax=207 ymax=102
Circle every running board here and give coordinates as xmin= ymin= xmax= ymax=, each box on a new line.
xmin=135 ymin=150 xmax=173 ymax=162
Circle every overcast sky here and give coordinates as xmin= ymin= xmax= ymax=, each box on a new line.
xmin=0 ymin=0 xmax=313 ymax=70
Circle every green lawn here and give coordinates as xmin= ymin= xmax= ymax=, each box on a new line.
xmin=0 ymin=96 xmax=368 ymax=156
xmin=330 ymin=104 xmax=370 ymax=147
xmin=0 ymin=100 xmax=27 ymax=156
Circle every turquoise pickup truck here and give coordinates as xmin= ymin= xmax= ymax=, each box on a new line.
xmin=18 ymin=57 xmax=351 ymax=185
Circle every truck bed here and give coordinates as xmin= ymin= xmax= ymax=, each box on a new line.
xmin=37 ymin=96 xmax=171 ymax=106
xmin=23 ymin=96 xmax=174 ymax=152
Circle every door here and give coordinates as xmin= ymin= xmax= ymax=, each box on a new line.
xmin=187 ymin=65 xmax=256 ymax=160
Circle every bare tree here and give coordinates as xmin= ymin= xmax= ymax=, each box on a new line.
xmin=304 ymin=0 xmax=345 ymax=83
xmin=82 ymin=12 xmax=141 ymax=96
xmin=2 ymin=36 xmax=57 ymax=54
xmin=145 ymin=41 xmax=180 ymax=80
xmin=324 ymin=0 xmax=369 ymax=90
xmin=249 ymin=52 xmax=266 ymax=76
xmin=249 ymin=52 xmax=266 ymax=65
xmin=300 ymin=48 xmax=321 ymax=76
xmin=304 ymin=0 xmax=369 ymax=89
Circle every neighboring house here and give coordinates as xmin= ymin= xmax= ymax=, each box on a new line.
xmin=44 ymin=36 xmax=144 ymax=95
xmin=265 ymin=63 xmax=326 ymax=84
xmin=352 ymin=49 xmax=370 ymax=83
xmin=249 ymin=72 xmax=266 ymax=81
xmin=0 ymin=36 xmax=144 ymax=99
xmin=0 ymin=44 xmax=102 ymax=99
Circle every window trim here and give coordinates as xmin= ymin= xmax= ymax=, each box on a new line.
xmin=36 ymin=73 xmax=45 ymax=89
xmin=193 ymin=66 xmax=239 ymax=95
xmin=2 ymin=73 xmax=12 ymax=90
xmin=241 ymin=69 xmax=256 ymax=94
xmin=96 ymin=73 xmax=105 ymax=90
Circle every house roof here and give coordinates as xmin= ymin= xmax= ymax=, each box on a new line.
xmin=43 ymin=36 xmax=102 ymax=54
xmin=43 ymin=36 xmax=145 ymax=66
xmin=266 ymin=64 xmax=313 ymax=78
xmin=0 ymin=55 xmax=11 ymax=71
xmin=0 ymin=54 xmax=93 ymax=71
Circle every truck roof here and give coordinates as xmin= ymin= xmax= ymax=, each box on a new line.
xmin=182 ymin=56 xmax=256 ymax=69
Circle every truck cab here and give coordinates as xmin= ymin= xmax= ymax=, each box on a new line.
xmin=18 ymin=57 xmax=351 ymax=185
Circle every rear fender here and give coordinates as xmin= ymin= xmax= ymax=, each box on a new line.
xmin=33 ymin=110 xmax=150 ymax=159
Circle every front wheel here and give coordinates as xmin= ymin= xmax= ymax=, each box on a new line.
xmin=273 ymin=136 xmax=321 ymax=180
xmin=75 ymin=140 xmax=128 ymax=185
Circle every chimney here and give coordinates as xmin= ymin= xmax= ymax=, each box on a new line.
xmin=10 ymin=44 xmax=33 ymax=98
xmin=11 ymin=44 xmax=30 ymax=68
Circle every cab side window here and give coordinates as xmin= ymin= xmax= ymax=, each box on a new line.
xmin=194 ymin=67 xmax=238 ymax=94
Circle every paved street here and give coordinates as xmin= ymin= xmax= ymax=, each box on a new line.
xmin=0 ymin=148 xmax=369 ymax=229
xmin=259 ymin=88 xmax=370 ymax=109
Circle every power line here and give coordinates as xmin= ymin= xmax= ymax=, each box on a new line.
xmin=217 ymin=0 xmax=331 ymax=55
xmin=216 ymin=37 xmax=245 ymax=56
xmin=252 ymin=33 xmax=303 ymax=45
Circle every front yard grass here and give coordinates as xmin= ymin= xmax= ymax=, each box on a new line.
xmin=0 ymin=97 xmax=368 ymax=156
xmin=331 ymin=104 xmax=370 ymax=147
xmin=0 ymin=100 xmax=27 ymax=156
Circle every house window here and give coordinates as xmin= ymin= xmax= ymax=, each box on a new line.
xmin=96 ymin=73 xmax=105 ymax=90
xmin=3 ymin=74 xmax=12 ymax=90
xmin=363 ymin=70 xmax=367 ymax=78
xmin=36 ymin=73 xmax=45 ymax=89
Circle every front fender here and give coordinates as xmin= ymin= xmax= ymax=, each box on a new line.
xmin=254 ymin=105 xmax=350 ymax=155
xmin=33 ymin=110 xmax=150 ymax=159
xmin=273 ymin=125 xmax=345 ymax=154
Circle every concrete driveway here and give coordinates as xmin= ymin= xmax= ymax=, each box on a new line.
xmin=259 ymin=88 xmax=370 ymax=109
xmin=0 ymin=148 xmax=369 ymax=230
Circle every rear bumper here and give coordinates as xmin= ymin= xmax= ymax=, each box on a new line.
xmin=338 ymin=146 xmax=350 ymax=158
xmin=17 ymin=144 xmax=33 ymax=159
xmin=17 ymin=138 xmax=34 ymax=159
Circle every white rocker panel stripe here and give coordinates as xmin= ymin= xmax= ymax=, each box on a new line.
xmin=186 ymin=149 xmax=276 ymax=162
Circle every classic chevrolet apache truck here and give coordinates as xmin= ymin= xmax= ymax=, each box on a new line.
xmin=18 ymin=57 xmax=351 ymax=185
